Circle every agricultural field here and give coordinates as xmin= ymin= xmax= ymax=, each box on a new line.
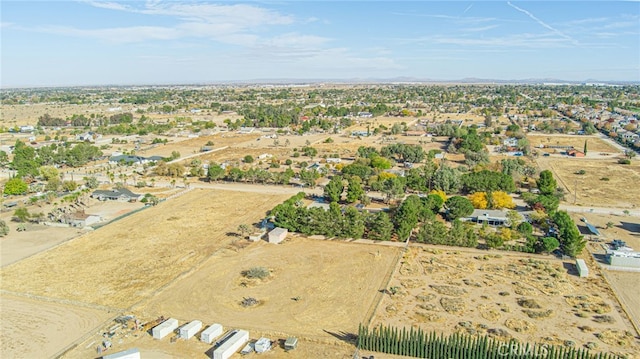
xmin=0 ymin=189 xmax=290 ymax=309
xmin=536 ymin=156 xmax=640 ymax=209
xmin=371 ymin=247 xmax=640 ymax=358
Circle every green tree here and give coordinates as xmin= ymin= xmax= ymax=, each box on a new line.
xmin=485 ymin=234 xmax=504 ymax=249
xmin=12 ymin=140 xmax=40 ymax=177
xmin=368 ymin=212 xmax=394 ymax=241
xmin=207 ymin=164 xmax=225 ymax=181
xmin=416 ymin=218 xmax=448 ymax=244
xmin=14 ymin=207 xmax=30 ymax=222
xmin=537 ymin=170 xmax=557 ymax=196
xmin=444 ymin=196 xmax=474 ymax=221
xmin=3 ymin=177 xmax=28 ymax=195
xmin=540 ymin=236 xmax=560 ymax=253
xmin=517 ymin=222 xmax=533 ymax=235
xmin=346 ymin=176 xmax=365 ymax=203
xmin=244 ymin=155 xmax=254 ymax=163
xmin=39 ymin=166 xmax=60 ymax=181
xmin=343 ymin=206 xmax=365 ymax=239
xmin=324 ymin=175 xmax=344 ymax=202
xmin=552 ymin=211 xmax=586 ymax=257
xmin=61 ymin=180 xmax=78 ymax=192
xmin=583 ymin=140 xmax=588 ymax=155
xmin=84 ymin=176 xmax=99 ymax=189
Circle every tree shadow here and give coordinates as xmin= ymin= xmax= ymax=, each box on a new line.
xmin=617 ymin=222 xmax=640 ymax=234
xmin=323 ymin=329 xmax=357 ymax=345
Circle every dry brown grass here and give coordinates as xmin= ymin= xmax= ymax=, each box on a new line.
xmin=537 ymin=157 xmax=640 ymax=208
xmin=0 ymin=189 xmax=289 ymax=308
xmin=528 ymin=134 xmax=620 ymax=153
xmin=371 ymin=247 xmax=640 ymax=357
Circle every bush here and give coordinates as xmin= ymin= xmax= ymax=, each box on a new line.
xmin=575 ymin=169 xmax=586 ymax=175
xmin=242 ymin=266 xmax=270 ymax=279
xmin=244 ymin=155 xmax=254 ymax=163
xmin=618 ymin=158 xmax=631 ymax=165
xmin=600 ymin=177 xmax=609 ymax=181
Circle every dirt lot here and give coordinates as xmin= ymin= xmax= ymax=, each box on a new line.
xmin=0 ymin=189 xmax=290 ymax=308
xmin=371 ymin=246 xmax=640 ymax=358
xmin=66 ymin=238 xmax=399 ymax=358
xmin=0 ymin=223 xmax=80 ymax=267
xmin=0 ymin=293 xmax=112 ymax=359
xmin=136 ymin=238 xmax=400 ymax=338
xmin=528 ymin=134 xmax=620 ymax=154
xmin=537 ymin=157 xmax=640 ymax=209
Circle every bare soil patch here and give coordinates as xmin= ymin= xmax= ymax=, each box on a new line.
xmin=136 ymin=238 xmax=400 ymax=339
xmin=537 ymin=157 xmax=640 ymax=208
xmin=371 ymin=246 xmax=640 ymax=357
xmin=0 ymin=293 xmax=112 ymax=359
xmin=528 ymin=134 xmax=620 ymax=154
xmin=0 ymin=189 xmax=289 ymax=308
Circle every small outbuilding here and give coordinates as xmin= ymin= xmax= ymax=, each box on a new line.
xmin=201 ymin=323 xmax=223 ymax=344
xmin=152 ymin=318 xmax=178 ymax=339
xmin=179 ymin=320 xmax=202 ymax=340
xmin=576 ymin=259 xmax=589 ymax=277
xmin=284 ymin=337 xmax=298 ymax=351
xmin=268 ymin=227 xmax=288 ymax=244
xmin=254 ymin=337 xmax=272 ymax=353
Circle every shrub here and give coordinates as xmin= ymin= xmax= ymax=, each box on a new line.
xmin=242 ymin=266 xmax=270 ymax=279
xmin=600 ymin=177 xmax=609 ymax=181
xmin=575 ymin=169 xmax=586 ymax=175
xmin=618 ymin=158 xmax=631 ymax=165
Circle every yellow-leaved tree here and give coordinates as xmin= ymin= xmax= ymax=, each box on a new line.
xmin=469 ymin=192 xmax=488 ymax=209
xmin=429 ymin=189 xmax=447 ymax=203
xmin=491 ymin=191 xmax=516 ymax=209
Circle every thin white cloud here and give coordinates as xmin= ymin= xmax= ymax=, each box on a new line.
xmin=507 ymin=1 xmax=577 ymax=44
xmin=464 ymin=25 xmax=499 ymax=32
xmin=1 ymin=22 xmax=14 ymax=28
xmin=80 ymin=1 xmax=130 ymax=12
xmin=463 ymin=4 xmax=473 ymax=14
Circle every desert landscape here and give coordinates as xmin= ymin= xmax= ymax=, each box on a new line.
xmin=371 ymin=246 xmax=639 ymax=358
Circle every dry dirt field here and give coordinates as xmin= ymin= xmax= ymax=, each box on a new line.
xmin=0 ymin=189 xmax=289 ymax=309
xmin=536 ymin=157 xmax=640 ymax=209
xmin=371 ymin=246 xmax=640 ymax=358
xmin=568 ymin=212 xmax=640 ymax=331
xmin=136 ymin=238 xmax=400 ymax=338
xmin=528 ymin=134 xmax=621 ymax=154
xmin=0 ymin=293 xmax=113 ymax=359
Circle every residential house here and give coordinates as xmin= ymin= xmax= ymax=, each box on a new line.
xmin=464 ymin=209 xmax=509 ymax=226
xmin=91 ymin=188 xmax=141 ymax=202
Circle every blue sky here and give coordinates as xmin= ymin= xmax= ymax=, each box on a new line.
xmin=1 ymin=1 xmax=639 ymax=87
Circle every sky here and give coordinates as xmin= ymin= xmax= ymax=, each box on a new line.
xmin=1 ymin=1 xmax=639 ymax=87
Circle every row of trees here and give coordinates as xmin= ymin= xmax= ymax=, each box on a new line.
xmin=11 ymin=140 xmax=103 ymax=178
xmin=357 ymin=324 xmax=617 ymax=359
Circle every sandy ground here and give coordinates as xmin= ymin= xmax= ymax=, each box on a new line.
xmin=537 ymin=157 xmax=640 ymax=209
xmin=528 ymin=134 xmax=621 ymax=154
xmin=0 ymin=293 xmax=113 ymax=359
xmin=136 ymin=238 xmax=400 ymax=339
xmin=0 ymin=189 xmax=290 ymax=308
xmin=604 ymin=272 xmax=640 ymax=331
xmin=0 ymin=224 xmax=81 ymax=267
xmin=370 ymin=246 xmax=640 ymax=358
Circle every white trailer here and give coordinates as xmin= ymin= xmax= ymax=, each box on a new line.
xmin=201 ymin=323 xmax=223 ymax=344
xmin=212 ymin=330 xmax=249 ymax=359
xmin=152 ymin=318 xmax=178 ymax=339
xmin=102 ymin=347 xmax=140 ymax=359
xmin=180 ymin=320 xmax=202 ymax=340
xmin=576 ymin=259 xmax=589 ymax=277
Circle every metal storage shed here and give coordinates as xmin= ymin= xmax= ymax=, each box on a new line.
xmin=102 ymin=347 xmax=140 ymax=359
xmin=268 ymin=227 xmax=288 ymax=244
xmin=201 ymin=323 xmax=223 ymax=344
xmin=152 ymin=318 xmax=178 ymax=339
xmin=180 ymin=320 xmax=202 ymax=340
xmin=212 ymin=329 xmax=249 ymax=359
xmin=576 ymin=259 xmax=589 ymax=277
